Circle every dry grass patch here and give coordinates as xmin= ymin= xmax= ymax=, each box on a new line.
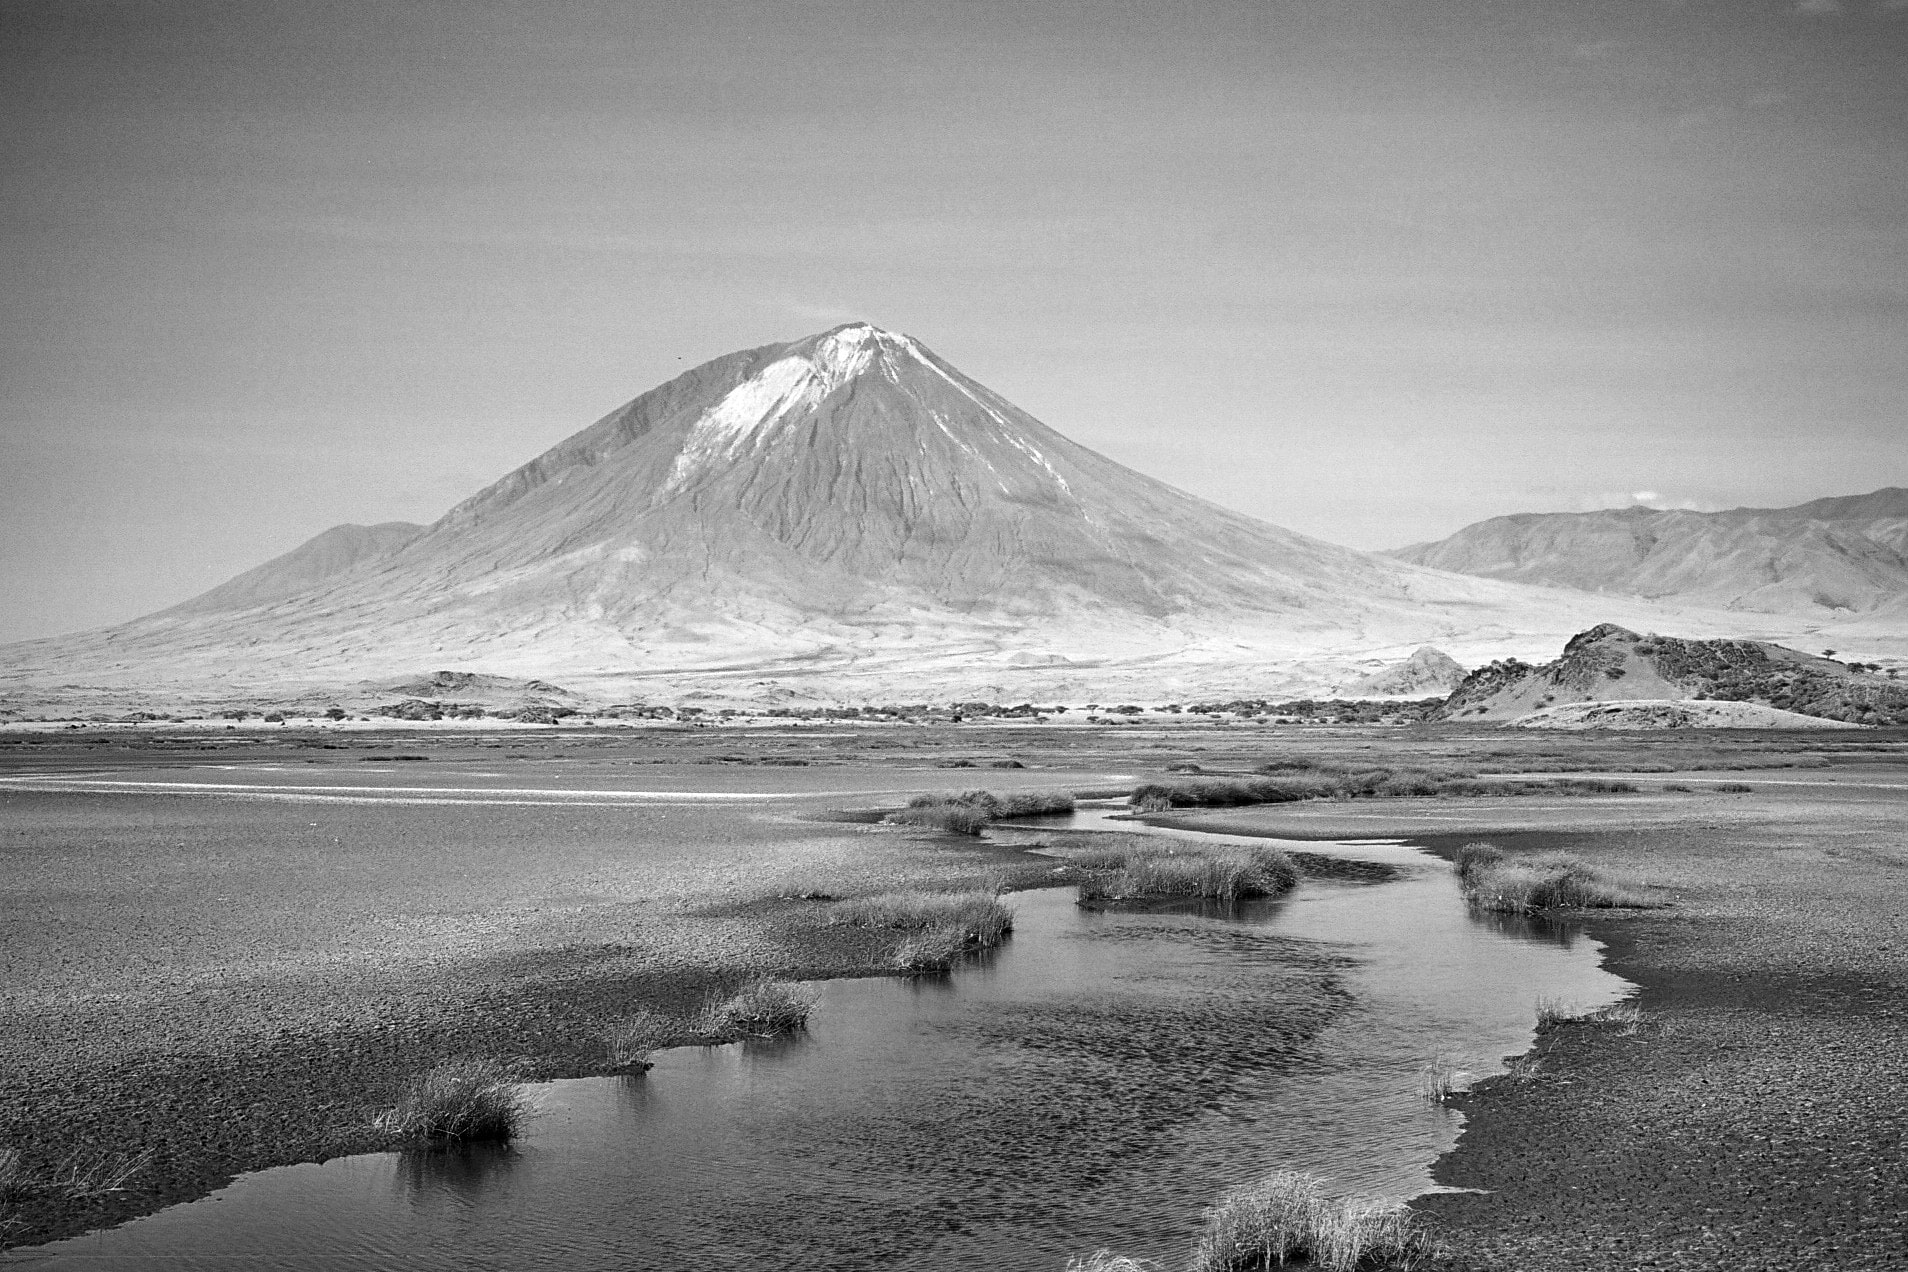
xmin=374 ymin=1058 xmax=531 ymax=1145
xmin=829 ymin=888 xmax=1015 ymax=975
xmin=601 ymin=1008 xmax=674 ymax=1070
xmin=1075 ymin=843 xmax=1298 ymax=907
xmin=1454 ymin=842 xmax=1656 ymax=913
xmin=1417 ymin=1055 xmax=1475 ymax=1102
xmin=1192 ymin=1171 xmax=1440 ymax=1272
xmin=707 ymin=979 xmax=819 ymax=1037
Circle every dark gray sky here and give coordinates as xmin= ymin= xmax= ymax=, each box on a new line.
xmin=4 ymin=0 xmax=1905 ymax=641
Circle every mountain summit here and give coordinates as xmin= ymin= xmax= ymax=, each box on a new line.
xmin=0 ymin=325 xmax=1836 ymax=708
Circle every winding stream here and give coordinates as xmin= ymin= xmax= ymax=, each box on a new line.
xmin=7 ymin=809 xmax=1632 ymax=1270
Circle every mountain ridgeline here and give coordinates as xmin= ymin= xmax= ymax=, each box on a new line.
xmin=3 ymin=323 xmax=1895 ymax=710
xmin=1389 ymin=492 xmax=1908 ymax=621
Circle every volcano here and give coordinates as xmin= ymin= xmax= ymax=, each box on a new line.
xmin=0 ymin=324 xmax=1828 ymax=710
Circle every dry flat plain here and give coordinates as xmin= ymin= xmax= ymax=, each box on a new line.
xmin=2 ymin=720 xmax=1905 ymax=1268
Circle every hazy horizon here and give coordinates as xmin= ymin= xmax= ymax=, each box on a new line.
xmin=5 ymin=0 xmax=1906 ymax=643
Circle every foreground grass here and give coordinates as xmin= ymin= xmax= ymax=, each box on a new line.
xmin=374 ymin=1058 xmax=531 ymax=1146
xmin=1453 ymin=842 xmax=1657 ymax=913
xmin=884 ymin=788 xmax=1077 ymax=834
xmin=828 ymin=888 xmax=1015 ymax=974
xmin=1191 ymin=1171 xmax=1440 ymax=1271
xmin=1074 ymin=841 xmax=1298 ymax=907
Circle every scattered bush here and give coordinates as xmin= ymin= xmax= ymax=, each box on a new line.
xmin=374 ymin=1059 xmax=530 ymax=1145
xmin=709 ymin=979 xmax=818 ymax=1037
xmin=1454 ymin=845 xmax=1654 ymax=913
xmin=1076 ymin=844 xmax=1298 ymax=907
xmin=1664 ymin=783 xmax=1694 ymax=793
xmin=1715 ymin=782 xmax=1754 ymax=793
xmin=1191 ymin=1171 xmax=1439 ymax=1272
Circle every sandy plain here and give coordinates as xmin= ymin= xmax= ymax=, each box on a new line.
xmin=2 ymin=720 xmax=1905 ymax=1267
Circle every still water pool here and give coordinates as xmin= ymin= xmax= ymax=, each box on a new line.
xmin=10 ymin=818 xmax=1630 ymax=1270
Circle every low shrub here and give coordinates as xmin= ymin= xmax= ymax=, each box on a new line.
xmin=1191 ymin=1171 xmax=1439 ymax=1272
xmin=375 ymin=1059 xmax=530 ymax=1145
xmin=1077 ymin=844 xmax=1298 ymax=907
xmin=1715 ymin=782 xmax=1754 ymax=793
xmin=709 ymin=979 xmax=818 ymax=1037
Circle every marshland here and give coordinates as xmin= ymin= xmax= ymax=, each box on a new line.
xmin=3 ymin=719 xmax=1905 ymax=1268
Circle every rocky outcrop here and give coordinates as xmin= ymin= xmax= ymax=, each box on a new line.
xmin=1438 ymin=625 xmax=1908 ymax=724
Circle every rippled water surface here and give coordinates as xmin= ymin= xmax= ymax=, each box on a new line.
xmin=11 ymin=815 xmax=1631 ymax=1271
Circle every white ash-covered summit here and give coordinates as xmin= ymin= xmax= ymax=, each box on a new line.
xmin=0 ymin=324 xmax=1816 ymax=708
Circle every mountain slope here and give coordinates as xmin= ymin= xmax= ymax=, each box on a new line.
xmin=164 ymin=522 xmax=425 ymax=616
xmin=1 ymin=325 xmax=1887 ymax=710
xmin=1388 ymin=492 xmax=1908 ymax=618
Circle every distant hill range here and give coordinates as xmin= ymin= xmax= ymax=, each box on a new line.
xmin=1 ymin=324 xmax=1897 ymax=713
xmin=1438 ymin=624 xmax=1908 ymax=726
xmin=1389 ymin=491 xmax=1908 ymax=623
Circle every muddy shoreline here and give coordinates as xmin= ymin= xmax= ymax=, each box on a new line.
xmin=6 ymin=726 xmax=1906 ymax=1263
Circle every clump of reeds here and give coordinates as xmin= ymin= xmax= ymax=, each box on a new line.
xmin=1534 ymin=995 xmax=1580 ymax=1026
xmin=1066 ymin=1252 xmax=1159 ymax=1271
xmin=0 ymin=1145 xmax=153 ymax=1203
xmin=1417 ymin=1055 xmax=1474 ymax=1102
xmin=1453 ymin=842 xmax=1654 ymax=913
xmin=602 ymin=1009 xmax=673 ymax=1071
xmin=829 ymin=888 xmax=1015 ymax=975
xmin=884 ymin=788 xmax=1076 ymax=834
xmin=1128 ymin=767 xmax=1646 ymax=811
xmin=1191 ymin=1171 xmax=1440 ymax=1272
xmin=1076 ymin=843 xmax=1298 ymax=907
xmin=374 ymin=1058 xmax=531 ymax=1145
xmin=709 ymin=978 xmax=819 ymax=1036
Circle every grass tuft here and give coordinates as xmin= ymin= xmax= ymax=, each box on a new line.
xmin=1066 ymin=1253 xmax=1160 ymax=1272
xmin=0 ymin=1145 xmax=153 ymax=1203
xmin=1454 ymin=843 xmax=1655 ymax=913
xmin=374 ymin=1058 xmax=530 ymax=1145
xmin=709 ymin=978 xmax=818 ymax=1037
xmin=1076 ymin=843 xmax=1298 ymax=907
xmin=886 ymin=788 xmax=1077 ymax=834
xmin=1417 ymin=1055 xmax=1475 ymax=1102
xmin=602 ymin=1009 xmax=673 ymax=1070
xmin=829 ymin=888 xmax=1015 ymax=974
xmin=1191 ymin=1171 xmax=1440 ymax=1272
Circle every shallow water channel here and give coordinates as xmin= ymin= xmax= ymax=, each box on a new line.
xmin=11 ymin=811 xmax=1632 ymax=1271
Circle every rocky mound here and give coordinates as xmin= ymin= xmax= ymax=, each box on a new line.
xmin=1340 ymin=647 xmax=1467 ymax=697
xmin=1439 ymin=625 xmax=1908 ymax=725
xmin=1511 ymin=699 xmax=1867 ymax=730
